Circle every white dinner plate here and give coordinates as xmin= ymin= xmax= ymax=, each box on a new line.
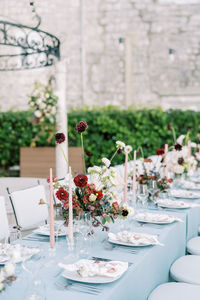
xmin=61 ymin=260 xmax=128 ymax=284
xmin=0 ymin=248 xmax=39 ymax=265
xmin=157 ymin=201 xmax=190 ymax=209
xmin=33 ymin=229 xmax=67 ymax=237
xmin=108 ymin=238 xmax=158 ymax=247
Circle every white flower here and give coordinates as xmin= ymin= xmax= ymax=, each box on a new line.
xmin=89 ymin=194 xmax=97 ymax=202
xmin=36 ymin=98 xmax=42 ymax=105
xmin=3 ymin=263 xmax=15 ymax=277
xmin=9 ymin=249 xmax=21 ymax=263
xmin=124 ymin=145 xmax=132 ymax=154
xmin=88 ymin=166 xmax=102 ymax=174
xmin=102 ymin=157 xmax=110 ymax=168
xmin=116 ymin=141 xmax=125 ymax=149
xmin=173 ymin=165 xmax=184 ymax=174
xmin=39 ymin=102 xmax=46 ymax=110
xmin=46 ymin=93 xmax=50 ymax=98
xmin=30 ymin=101 xmax=35 ymax=107
xmin=0 ymin=282 xmax=4 ymax=291
xmin=176 ymin=135 xmax=185 ymax=145
xmin=34 ymin=110 xmax=42 ymax=118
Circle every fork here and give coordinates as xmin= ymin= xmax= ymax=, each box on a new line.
xmin=55 ymin=280 xmax=102 ymax=295
xmin=104 ymin=243 xmax=140 ymax=254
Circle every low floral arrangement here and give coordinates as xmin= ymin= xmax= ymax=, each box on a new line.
xmin=28 ymin=78 xmax=58 ymax=147
xmin=0 ymin=263 xmax=16 ymax=292
xmin=52 ymin=123 xmax=131 ymax=231
xmin=166 ymin=139 xmax=197 ymax=176
xmin=135 ymin=152 xmax=173 ymax=194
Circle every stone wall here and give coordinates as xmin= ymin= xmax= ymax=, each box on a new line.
xmin=0 ymin=0 xmax=200 ymax=111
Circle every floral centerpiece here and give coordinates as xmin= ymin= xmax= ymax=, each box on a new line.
xmin=28 ymin=78 xmax=58 ymax=147
xmin=53 ymin=122 xmax=130 ymax=231
xmin=0 ymin=263 xmax=16 ymax=293
xmin=166 ymin=139 xmax=197 ymax=177
xmin=135 ymin=149 xmax=172 ymax=196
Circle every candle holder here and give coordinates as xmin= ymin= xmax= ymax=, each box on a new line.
xmin=64 ymin=237 xmax=78 ymax=263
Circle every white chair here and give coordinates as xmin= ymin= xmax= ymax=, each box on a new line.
xmin=148 ymin=282 xmax=200 ymax=300
xmin=8 ymin=185 xmax=48 ymax=230
xmin=187 ymin=237 xmax=200 ymax=255
xmin=198 ymin=226 xmax=200 ymax=235
xmin=0 ymin=196 xmax=9 ymax=241
xmin=170 ymin=255 xmax=200 ymax=285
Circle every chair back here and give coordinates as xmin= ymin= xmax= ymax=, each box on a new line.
xmin=0 ymin=196 xmax=9 ymax=241
xmin=8 ymin=185 xmax=48 ymax=230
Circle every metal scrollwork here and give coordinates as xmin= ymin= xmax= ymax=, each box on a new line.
xmin=0 ymin=20 xmax=60 ymax=71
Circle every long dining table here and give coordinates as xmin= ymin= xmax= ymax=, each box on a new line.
xmin=1 ymin=198 xmax=200 ymax=300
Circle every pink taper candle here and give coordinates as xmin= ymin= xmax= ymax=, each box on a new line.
xmin=49 ymin=168 xmax=55 ymax=248
xmin=132 ymin=150 xmax=137 ymax=204
xmin=123 ymin=152 xmax=128 ymax=203
xmin=188 ymin=141 xmax=191 ymax=157
xmin=68 ymin=166 xmax=74 ymax=244
xmin=164 ymin=144 xmax=168 ymax=178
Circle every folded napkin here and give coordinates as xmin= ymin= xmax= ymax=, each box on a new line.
xmin=170 ymin=189 xmax=200 ymax=198
xmin=135 ymin=212 xmax=183 ymax=223
xmin=156 ymin=199 xmax=190 ymax=208
xmin=58 ymin=259 xmax=128 ymax=278
xmin=108 ymin=231 xmax=163 ymax=246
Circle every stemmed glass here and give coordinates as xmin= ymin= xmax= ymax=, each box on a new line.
xmin=136 ymin=184 xmax=148 ymax=209
xmin=147 ymin=180 xmax=159 ymax=204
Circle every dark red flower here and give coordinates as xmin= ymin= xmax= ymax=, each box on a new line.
xmin=167 ymin=123 xmax=171 ymax=130
xmin=178 ymin=157 xmax=184 ymax=165
xmin=95 ymin=191 xmax=103 ymax=200
xmin=122 ymin=209 xmax=129 ymax=217
xmin=55 ymin=133 xmax=65 ymax=144
xmin=56 ymin=188 xmax=69 ymax=201
xmin=75 ymin=121 xmax=88 ymax=133
xmin=187 ymin=126 xmax=192 ymax=130
xmin=175 ymin=144 xmax=182 ymax=151
xmin=74 ymin=174 xmax=88 ymax=188
xmin=117 ymin=149 xmax=123 ymax=155
xmin=156 ymin=148 xmax=165 ymax=155
xmin=86 ymin=151 xmax=92 ymax=157
xmin=168 ymin=178 xmax=173 ymax=183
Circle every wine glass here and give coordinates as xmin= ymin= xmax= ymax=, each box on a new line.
xmin=136 ymin=184 xmax=148 ymax=209
xmin=147 ymin=180 xmax=159 ymax=204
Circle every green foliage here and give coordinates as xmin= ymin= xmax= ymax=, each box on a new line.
xmin=0 ymin=107 xmax=200 ymax=173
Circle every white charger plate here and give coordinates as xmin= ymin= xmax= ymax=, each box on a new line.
xmin=108 ymin=237 xmax=158 ymax=247
xmin=134 ymin=215 xmax=175 ymax=224
xmin=62 ymin=262 xmax=127 ymax=284
xmin=157 ymin=202 xmax=190 ymax=209
xmin=33 ymin=229 xmax=67 ymax=237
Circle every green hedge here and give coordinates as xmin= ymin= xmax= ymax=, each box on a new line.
xmin=0 ymin=107 xmax=199 ymax=172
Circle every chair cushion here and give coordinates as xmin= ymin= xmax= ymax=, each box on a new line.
xmin=187 ymin=237 xmax=200 ymax=255
xmin=148 ymin=282 xmax=200 ymax=300
xmin=170 ymin=255 xmax=200 ymax=284
xmin=11 ymin=185 xmax=48 ymax=230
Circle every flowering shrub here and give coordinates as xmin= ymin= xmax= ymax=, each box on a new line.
xmin=28 ymin=79 xmax=58 ymax=147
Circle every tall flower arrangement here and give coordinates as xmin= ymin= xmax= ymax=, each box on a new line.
xmin=53 ymin=123 xmax=130 ymax=230
xmin=28 ymin=78 xmax=58 ymax=147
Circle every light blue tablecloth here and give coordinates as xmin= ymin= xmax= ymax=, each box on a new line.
xmin=1 ymin=211 xmax=189 ymax=300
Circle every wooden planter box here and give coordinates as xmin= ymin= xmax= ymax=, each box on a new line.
xmin=20 ymin=147 xmax=84 ymax=178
